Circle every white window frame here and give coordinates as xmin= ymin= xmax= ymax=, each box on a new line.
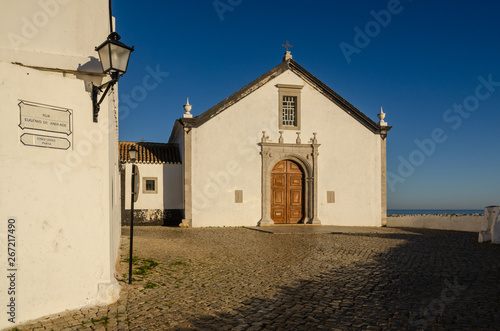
xmin=142 ymin=177 xmax=158 ymax=194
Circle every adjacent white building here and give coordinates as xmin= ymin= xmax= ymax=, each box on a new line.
xmin=169 ymin=51 xmax=391 ymax=228
xmin=0 ymin=1 xmax=123 ymax=328
xmin=120 ymin=141 xmax=183 ymax=226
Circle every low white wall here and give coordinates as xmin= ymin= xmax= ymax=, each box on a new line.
xmin=387 ymin=214 xmax=486 ymax=232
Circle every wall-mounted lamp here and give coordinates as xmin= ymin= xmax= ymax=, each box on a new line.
xmin=92 ymin=32 xmax=134 ymax=122
xmin=129 ymin=144 xmax=138 ymax=162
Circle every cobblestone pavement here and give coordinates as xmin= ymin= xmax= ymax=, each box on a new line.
xmin=13 ymin=226 xmax=500 ymax=330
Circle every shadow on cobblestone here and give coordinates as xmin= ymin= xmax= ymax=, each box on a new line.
xmin=13 ymin=227 xmax=500 ymax=330
xmin=184 ymin=229 xmax=500 ymax=330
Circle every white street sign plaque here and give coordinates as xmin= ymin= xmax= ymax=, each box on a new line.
xmin=20 ymin=133 xmax=71 ymax=150
xmin=19 ymin=101 xmax=72 ymax=135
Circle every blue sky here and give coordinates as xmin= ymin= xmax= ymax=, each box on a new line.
xmin=113 ymin=0 xmax=500 ymax=210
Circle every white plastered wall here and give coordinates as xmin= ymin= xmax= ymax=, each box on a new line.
xmin=0 ymin=1 xmax=121 ymax=328
xmin=190 ymin=69 xmax=382 ymax=227
xmin=123 ymin=163 xmax=183 ymax=210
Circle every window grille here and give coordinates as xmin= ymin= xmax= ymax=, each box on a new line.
xmin=282 ymin=96 xmax=297 ymax=126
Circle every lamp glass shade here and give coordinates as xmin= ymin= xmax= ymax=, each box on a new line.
xmin=109 ymin=42 xmax=132 ymax=73
xmin=96 ymin=33 xmax=134 ymax=75
xmin=97 ymin=43 xmax=111 ymax=73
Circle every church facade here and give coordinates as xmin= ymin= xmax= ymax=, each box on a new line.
xmin=168 ymin=52 xmax=391 ymax=228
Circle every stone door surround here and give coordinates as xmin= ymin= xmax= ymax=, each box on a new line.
xmin=259 ymin=131 xmax=320 ymax=225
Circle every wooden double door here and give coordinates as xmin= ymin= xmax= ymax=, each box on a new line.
xmin=271 ymin=160 xmax=304 ymax=224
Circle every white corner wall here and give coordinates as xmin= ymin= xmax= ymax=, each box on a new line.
xmin=0 ymin=1 xmax=121 ymax=328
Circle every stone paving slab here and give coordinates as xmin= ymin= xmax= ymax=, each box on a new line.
xmin=11 ymin=226 xmax=500 ymax=330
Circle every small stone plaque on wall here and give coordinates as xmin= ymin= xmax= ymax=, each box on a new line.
xmin=327 ymin=191 xmax=335 ymax=203
xmin=235 ymin=190 xmax=243 ymax=203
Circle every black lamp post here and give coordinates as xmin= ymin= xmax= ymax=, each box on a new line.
xmin=128 ymin=145 xmax=138 ymax=284
xmin=93 ymin=32 xmax=134 ymax=122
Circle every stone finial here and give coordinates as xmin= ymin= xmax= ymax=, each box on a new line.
xmin=378 ymin=107 xmax=387 ymax=126
xmin=283 ymin=51 xmax=293 ymax=62
xmin=282 ymin=41 xmax=293 ymax=62
xmin=279 ymin=131 xmax=284 ymax=144
xmin=312 ymin=132 xmax=317 ymax=144
xmin=261 ymin=131 xmax=270 ymax=143
xmin=296 ymin=132 xmax=301 ymax=144
xmin=183 ymin=98 xmax=193 ymax=118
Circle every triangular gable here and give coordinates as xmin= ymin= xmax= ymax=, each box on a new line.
xmin=178 ymin=58 xmax=388 ymax=135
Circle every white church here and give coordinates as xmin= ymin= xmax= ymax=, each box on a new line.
xmin=122 ymin=50 xmax=391 ymax=228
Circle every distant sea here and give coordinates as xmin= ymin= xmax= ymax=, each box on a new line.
xmin=388 ymin=209 xmax=483 ymax=215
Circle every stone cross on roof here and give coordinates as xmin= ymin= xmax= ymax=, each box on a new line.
xmin=282 ymin=40 xmax=293 ymax=52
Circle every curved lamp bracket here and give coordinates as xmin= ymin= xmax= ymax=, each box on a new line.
xmin=92 ymin=75 xmax=118 ymax=123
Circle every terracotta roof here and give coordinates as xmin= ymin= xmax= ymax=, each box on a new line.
xmin=176 ymin=58 xmax=391 ymax=136
xmin=119 ymin=141 xmax=181 ymax=164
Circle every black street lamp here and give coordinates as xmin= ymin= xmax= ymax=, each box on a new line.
xmin=93 ymin=32 xmax=134 ymax=122
xmin=128 ymin=145 xmax=139 ymax=284
xmin=129 ymin=145 xmax=138 ymax=162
